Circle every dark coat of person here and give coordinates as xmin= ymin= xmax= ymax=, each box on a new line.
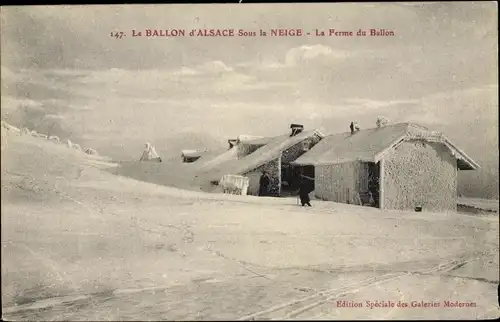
xmin=259 ymin=172 xmax=270 ymax=196
xmin=299 ymin=179 xmax=313 ymax=206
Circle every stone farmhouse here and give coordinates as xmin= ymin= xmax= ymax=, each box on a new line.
xmin=198 ymin=124 xmax=325 ymax=196
xmin=292 ymin=122 xmax=479 ymax=212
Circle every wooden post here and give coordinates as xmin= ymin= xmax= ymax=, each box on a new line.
xmin=379 ymin=159 xmax=385 ymax=210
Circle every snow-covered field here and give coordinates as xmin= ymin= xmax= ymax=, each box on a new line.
xmin=1 ymin=131 xmax=499 ymax=320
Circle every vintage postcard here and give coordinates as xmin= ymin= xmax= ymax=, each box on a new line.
xmin=1 ymin=2 xmax=499 ymax=320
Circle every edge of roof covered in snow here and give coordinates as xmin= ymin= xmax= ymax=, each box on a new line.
xmin=236 ymin=134 xmax=265 ymax=142
xmin=240 ymin=135 xmax=281 ymax=146
xmin=244 ymin=129 xmax=326 ymax=172
xmin=196 ymin=145 xmax=239 ymax=171
xmin=372 ymin=125 xmax=480 ymax=170
xmin=181 ymin=149 xmax=207 ymax=157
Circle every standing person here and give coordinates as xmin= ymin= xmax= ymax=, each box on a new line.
xmin=298 ymin=177 xmax=312 ymax=207
xmin=259 ymin=171 xmax=270 ymax=196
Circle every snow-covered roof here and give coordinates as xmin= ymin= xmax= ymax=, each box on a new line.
xmin=181 ymin=149 xmax=206 ymax=158
xmin=201 ymin=129 xmax=325 ymax=181
xmin=292 ymin=123 xmax=479 ymax=170
xmin=236 ymin=134 xmax=263 ymax=142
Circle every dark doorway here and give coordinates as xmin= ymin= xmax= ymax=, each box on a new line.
xmin=367 ymin=162 xmax=380 ymax=208
xmin=281 ymin=164 xmax=314 ymax=196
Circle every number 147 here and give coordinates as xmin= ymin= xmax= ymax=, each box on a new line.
xmin=110 ymin=31 xmax=125 ymax=39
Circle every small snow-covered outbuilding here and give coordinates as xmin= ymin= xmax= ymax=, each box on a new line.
xmin=181 ymin=150 xmax=206 ymax=163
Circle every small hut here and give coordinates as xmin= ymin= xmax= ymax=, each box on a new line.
xmin=181 ymin=150 xmax=204 ymax=163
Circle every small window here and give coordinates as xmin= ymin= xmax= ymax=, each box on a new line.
xmin=302 ymin=141 xmax=310 ymax=151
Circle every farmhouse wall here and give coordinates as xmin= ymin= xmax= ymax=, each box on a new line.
xmin=244 ymin=157 xmax=281 ymax=196
xmin=382 ymin=140 xmax=457 ymax=212
xmin=315 ymin=161 xmax=363 ymax=204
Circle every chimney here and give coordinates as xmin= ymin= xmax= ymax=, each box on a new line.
xmin=290 ymin=124 xmax=304 ymax=137
xmin=350 ymin=122 xmax=355 ymax=135
xmin=228 ymin=139 xmax=237 ymax=150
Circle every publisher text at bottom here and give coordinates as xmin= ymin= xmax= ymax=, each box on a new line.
xmin=336 ymin=300 xmax=477 ymax=309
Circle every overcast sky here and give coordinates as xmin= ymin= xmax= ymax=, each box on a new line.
xmin=1 ymin=3 xmax=498 ymax=159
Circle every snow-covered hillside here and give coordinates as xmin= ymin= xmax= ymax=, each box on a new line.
xmin=1 ymin=129 xmax=499 ymax=320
